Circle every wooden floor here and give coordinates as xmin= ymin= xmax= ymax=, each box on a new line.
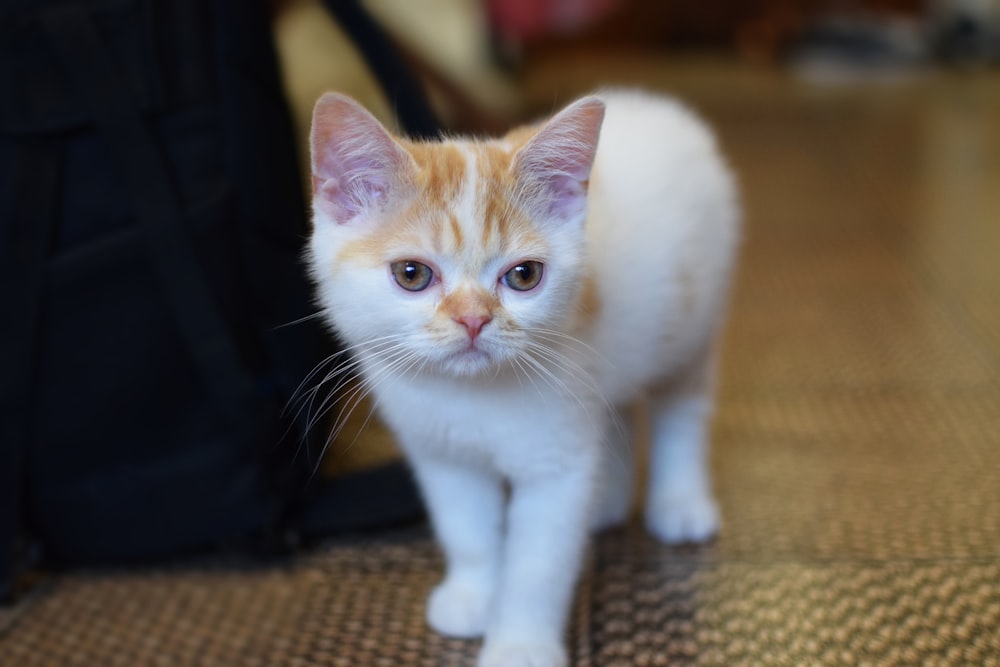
xmin=2 ymin=58 xmax=999 ymax=666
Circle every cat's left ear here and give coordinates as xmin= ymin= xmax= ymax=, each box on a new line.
xmin=513 ymin=96 xmax=605 ymax=226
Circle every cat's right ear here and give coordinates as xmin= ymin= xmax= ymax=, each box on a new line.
xmin=310 ymin=93 xmax=414 ymax=224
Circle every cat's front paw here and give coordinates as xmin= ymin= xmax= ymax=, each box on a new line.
xmin=427 ymin=578 xmax=492 ymax=638
xmin=645 ymin=492 xmax=720 ymax=544
xmin=477 ymin=640 xmax=567 ymax=667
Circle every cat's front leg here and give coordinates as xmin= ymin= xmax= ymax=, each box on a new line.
xmin=478 ymin=454 xmax=597 ymax=667
xmin=410 ymin=458 xmax=504 ymax=638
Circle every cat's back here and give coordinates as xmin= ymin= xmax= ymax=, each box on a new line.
xmin=581 ymin=90 xmax=740 ymax=396
xmin=588 ymin=89 xmax=734 ymax=224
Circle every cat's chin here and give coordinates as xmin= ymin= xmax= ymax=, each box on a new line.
xmin=436 ymin=348 xmax=502 ymax=379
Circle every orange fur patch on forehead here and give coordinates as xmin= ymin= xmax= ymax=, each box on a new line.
xmin=335 ymin=216 xmax=434 ymax=268
xmin=473 ymin=142 xmax=530 ymax=251
xmin=402 ymin=140 xmax=466 ymax=209
xmin=334 ymin=236 xmax=387 ymax=269
xmin=446 ymin=212 xmax=464 ymax=249
xmin=404 ymin=140 xmax=472 ymax=254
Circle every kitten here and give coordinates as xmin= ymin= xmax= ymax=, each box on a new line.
xmin=307 ymin=89 xmax=739 ymax=667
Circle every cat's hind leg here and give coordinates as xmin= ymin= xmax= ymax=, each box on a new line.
xmin=409 ymin=458 xmax=504 ymax=638
xmin=589 ymin=406 xmax=635 ymax=532
xmin=644 ymin=350 xmax=721 ymax=544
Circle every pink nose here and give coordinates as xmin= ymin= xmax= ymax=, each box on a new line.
xmin=454 ymin=315 xmax=491 ymax=340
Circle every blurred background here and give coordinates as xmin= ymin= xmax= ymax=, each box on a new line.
xmin=275 ymin=0 xmax=1000 ymax=133
xmin=2 ymin=1 xmax=998 ymax=665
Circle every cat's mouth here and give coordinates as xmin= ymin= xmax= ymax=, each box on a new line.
xmin=453 ymin=344 xmax=491 ymax=363
xmin=439 ymin=340 xmax=500 ymax=377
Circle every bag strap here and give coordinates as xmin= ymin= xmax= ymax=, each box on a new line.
xmin=38 ymin=5 xmax=260 ymax=426
xmin=322 ymin=0 xmax=440 ymax=139
xmin=0 ymin=138 xmax=62 ymax=602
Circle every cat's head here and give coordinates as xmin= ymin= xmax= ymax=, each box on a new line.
xmin=307 ymin=93 xmax=604 ymax=378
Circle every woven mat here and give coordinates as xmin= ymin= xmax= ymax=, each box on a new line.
xmin=2 ymin=529 xmax=998 ymax=666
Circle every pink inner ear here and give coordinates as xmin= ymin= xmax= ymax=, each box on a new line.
xmin=310 ymin=93 xmax=408 ymax=223
xmin=515 ymin=97 xmax=606 ymax=224
xmin=542 ymin=174 xmax=588 ymax=220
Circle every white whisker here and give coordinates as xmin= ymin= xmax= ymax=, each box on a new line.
xmin=523 ymin=328 xmax=615 ymax=378
xmin=273 ymin=310 xmax=327 ymax=330
xmin=518 ymin=349 xmax=592 ymax=419
xmin=284 ymin=333 xmax=410 ymax=416
xmin=522 ymin=337 xmax=628 ymax=445
xmin=330 ymin=352 xmax=426 ymax=464
xmin=284 ymin=333 xmax=414 ymax=470
xmin=311 ymin=348 xmax=425 ymax=479
xmin=316 ymin=345 xmax=414 ymax=438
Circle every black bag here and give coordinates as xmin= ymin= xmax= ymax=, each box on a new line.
xmin=1 ymin=0 xmax=437 ymax=600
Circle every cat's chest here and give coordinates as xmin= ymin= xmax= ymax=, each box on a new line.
xmin=372 ymin=374 xmax=596 ymax=473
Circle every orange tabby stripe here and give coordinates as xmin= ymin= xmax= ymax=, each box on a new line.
xmin=403 ymin=141 xmax=466 ymax=210
xmin=474 ymin=143 xmax=521 ymax=250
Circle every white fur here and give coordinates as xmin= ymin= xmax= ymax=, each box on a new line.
xmin=308 ymin=89 xmax=739 ymax=667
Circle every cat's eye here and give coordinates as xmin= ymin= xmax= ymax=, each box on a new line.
xmin=502 ymin=261 xmax=544 ymax=292
xmin=391 ymin=260 xmax=434 ymax=291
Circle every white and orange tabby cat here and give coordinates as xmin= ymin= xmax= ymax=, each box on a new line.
xmin=307 ymin=89 xmax=739 ymax=667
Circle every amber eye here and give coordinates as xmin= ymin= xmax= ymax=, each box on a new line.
xmin=502 ymin=261 xmax=544 ymax=291
xmin=391 ymin=261 xmax=434 ymax=291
